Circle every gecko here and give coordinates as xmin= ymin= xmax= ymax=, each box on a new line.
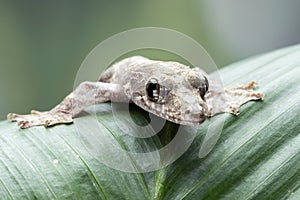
xmin=7 ymin=56 xmax=263 ymax=128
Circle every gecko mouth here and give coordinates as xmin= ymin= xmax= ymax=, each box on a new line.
xmin=136 ymin=95 xmax=205 ymax=126
xmin=164 ymin=114 xmax=206 ymax=126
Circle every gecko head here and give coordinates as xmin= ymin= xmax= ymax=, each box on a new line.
xmin=130 ymin=64 xmax=210 ymax=126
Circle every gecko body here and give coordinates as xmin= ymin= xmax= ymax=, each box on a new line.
xmin=8 ymin=56 xmax=263 ymax=128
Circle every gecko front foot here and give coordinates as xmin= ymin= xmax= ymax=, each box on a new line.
xmin=206 ymin=81 xmax=264 ymax=117
xmin=223 ymin=81 xmax=264 ymax=115
xmin=7 ymin=110 xmax=73 ymax=128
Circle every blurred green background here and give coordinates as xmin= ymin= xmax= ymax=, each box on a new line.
xmin=1 ymin=0 xmax=300 ymax=120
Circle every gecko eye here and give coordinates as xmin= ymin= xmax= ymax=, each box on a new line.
xmin=187 ymin=73 xmax=209 ymax=101
xmin=146 ymin=78 xmax=169 ymax=103
xmin=199 ymin=76 xmax=209 ymax=100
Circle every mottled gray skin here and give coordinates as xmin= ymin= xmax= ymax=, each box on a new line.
xmin=7 ymin=56 xmax=263 ymax=128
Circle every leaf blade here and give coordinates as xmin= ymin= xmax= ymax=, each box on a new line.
xmin=0 ymin=44 xmax=299 ymax=199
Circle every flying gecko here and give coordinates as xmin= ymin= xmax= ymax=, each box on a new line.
xmin=7 ymin=56 xmax=263 ymax=128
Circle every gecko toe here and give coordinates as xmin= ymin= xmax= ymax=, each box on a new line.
xmin=254 ymin=92 xmax=264 ymax=100
xmin=7 ymin=113 xmax=18 ymax=120
xmin=44 ymin=119 xmax=52 ymax=127
xmin=227 ymin=105 xmax=240 ymax=115
xmin=246 ymin=81 xmax=258 ymax=89
xmin=31 ymin=110 xmax=42 ymax=115
xmin=44 ymin=119 xmax=61 ymax=127
xmin=18 ymin=120 xmax=30 ymax=129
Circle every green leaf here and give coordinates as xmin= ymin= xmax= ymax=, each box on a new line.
xmin=0 ymin=44 xmax=300 ymax=199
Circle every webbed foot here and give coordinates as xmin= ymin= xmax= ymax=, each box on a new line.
xmin=224 ymin=81 xmax=264 ymax=115
xmin=7 ymin=110 xmax=73 ymax=128
xmin=206 ymin=81 xmax=264 ymax=117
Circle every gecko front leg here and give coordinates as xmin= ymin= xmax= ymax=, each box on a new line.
xmin=7 ymin=82 xmax=129 ymax=128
